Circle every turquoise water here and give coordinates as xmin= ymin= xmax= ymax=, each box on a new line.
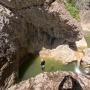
xmin=19 ymin=55 xmax=75 ymax=81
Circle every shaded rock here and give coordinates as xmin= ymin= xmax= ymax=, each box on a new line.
xmin=0 ymin=5 xmax=18 ymax=90
xmin=7 ymin=71 xmax=90 ymax=90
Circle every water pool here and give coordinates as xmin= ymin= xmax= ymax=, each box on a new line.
xmin=19 ymin=55 xmax=76 ymax=81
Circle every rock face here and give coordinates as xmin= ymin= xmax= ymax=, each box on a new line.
xmin=40 ymin=37 xmax=87 ymax=63
xmin=0 ymin=0 xmax=83 ymax=89
xmin=80 ymin=10 xmax=90 ymax=31
xmin=0 ymin=0 xmax=83 ymax=52
xmin=75 ymin=0 xmax=90 ymax=31
xmin=40 ymin=45 xmax=84 ymax=63
xmin=0 ymin=5 xmax=18 ymax=89
xmin=7 ymin=71 xmax=90 ymax=90
xmin=82 ymin=48 xmax=90 ymax=67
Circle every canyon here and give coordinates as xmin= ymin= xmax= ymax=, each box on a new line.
xmin=0 ymin=0 xmax=90 ymax=90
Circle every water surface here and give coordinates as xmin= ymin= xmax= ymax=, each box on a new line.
xmin=19 ymin=55 xmax=75 ymax=81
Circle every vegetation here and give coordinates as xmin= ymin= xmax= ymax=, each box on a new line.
xmin=64 ymin=0 xmax=80 ymax=20
xmin=85 ymin=31 xmax=90 ymax=47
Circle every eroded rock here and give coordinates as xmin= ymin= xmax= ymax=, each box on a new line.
xmin=7 ymin=71 xmax=90 ymax=90
xmin=40 ymin=45 xmax=84 ymax=63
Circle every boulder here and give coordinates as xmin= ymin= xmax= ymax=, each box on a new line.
xmin=7 ymin=71 xmax=90 ymax=90
xmin=75 ymin=37 xmax=87 ymax=51
xmin=82 ymin=48 xmax=90 ymax=66
xmin=40 ymin=45 xmax=84 ymax=63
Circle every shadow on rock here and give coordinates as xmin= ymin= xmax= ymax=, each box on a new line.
xmin=58 ymin=75 xmax=83 ymax=90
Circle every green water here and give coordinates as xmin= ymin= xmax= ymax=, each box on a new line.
xmin=19 ymin=32 xmax=90 ymax=81
xmin=85 ymin=31 xmax=90 ymax=47
xmin=19 ymin=55 xmax=75 ymax=81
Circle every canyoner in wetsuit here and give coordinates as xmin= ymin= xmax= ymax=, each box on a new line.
xmin=40 ymin=59 xmax=45 ymax=71
xmin=58 ymin=75 xmax=83 ymax=90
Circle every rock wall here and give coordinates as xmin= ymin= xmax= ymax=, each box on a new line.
xmin=7 ymin=71 xmax=90 ymax=90
xmin=75 ymin=0 xmax=90 ymax=10
xmin=0 ymin=0 xmax=83 ymax=89
xmin=75 ymin=0 xmax=90 ymax=31
xmin=0 ymin=5 xmax=18 ymax=89
xmin=0 ymin=0 xmax=83 ymax=52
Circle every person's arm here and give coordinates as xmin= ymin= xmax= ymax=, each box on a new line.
xmin=58 ymin=76 xmax=69 ymax=89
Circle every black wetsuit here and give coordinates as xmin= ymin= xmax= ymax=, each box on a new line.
xmin=58 ymin=75 xmax=83 ymax=90
xmin=40 ymin=60 xmax=45 ymax=71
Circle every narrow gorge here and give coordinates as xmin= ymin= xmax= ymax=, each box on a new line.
xmin=0 ymin=0 xmax=90 ymax=90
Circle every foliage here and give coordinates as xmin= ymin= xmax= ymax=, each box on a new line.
xmin=85 ymin=31 xmax=90 ymax=47
xmin=64 ymin=0 xmax=80 ymax=20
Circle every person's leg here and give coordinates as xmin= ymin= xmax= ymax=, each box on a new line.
xmin=42 ymin=65 xmax=45 ymax=71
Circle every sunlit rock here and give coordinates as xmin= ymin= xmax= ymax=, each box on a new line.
xmin=7 ymin=71 xmax=90 ymax=90
xmin=40 ymin=45 xmax=84 ymax=64
xmin=75 ymin=37 xmax=87 ymax=51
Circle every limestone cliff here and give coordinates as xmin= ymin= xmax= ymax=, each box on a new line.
xmin=0 ymin=0 xmax=83 ymax=89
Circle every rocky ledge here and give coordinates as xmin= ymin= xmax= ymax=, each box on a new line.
xmin=7 ymin=71 xmax=90 ymax=90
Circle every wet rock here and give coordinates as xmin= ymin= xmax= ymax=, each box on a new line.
xmin=0 ymin=5 xmax=17 ymax=90
xmin=7 ymin=71 xmax=90 ymax=90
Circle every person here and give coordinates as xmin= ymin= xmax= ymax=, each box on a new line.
xmin=58 ymin=75 xmax=83 ymax=90
xmin=40 ymin=59 xmax=45 ymax=71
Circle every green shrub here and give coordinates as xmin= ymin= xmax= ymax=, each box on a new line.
xmin=64 ymin=0 xmax=80 ymax=20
